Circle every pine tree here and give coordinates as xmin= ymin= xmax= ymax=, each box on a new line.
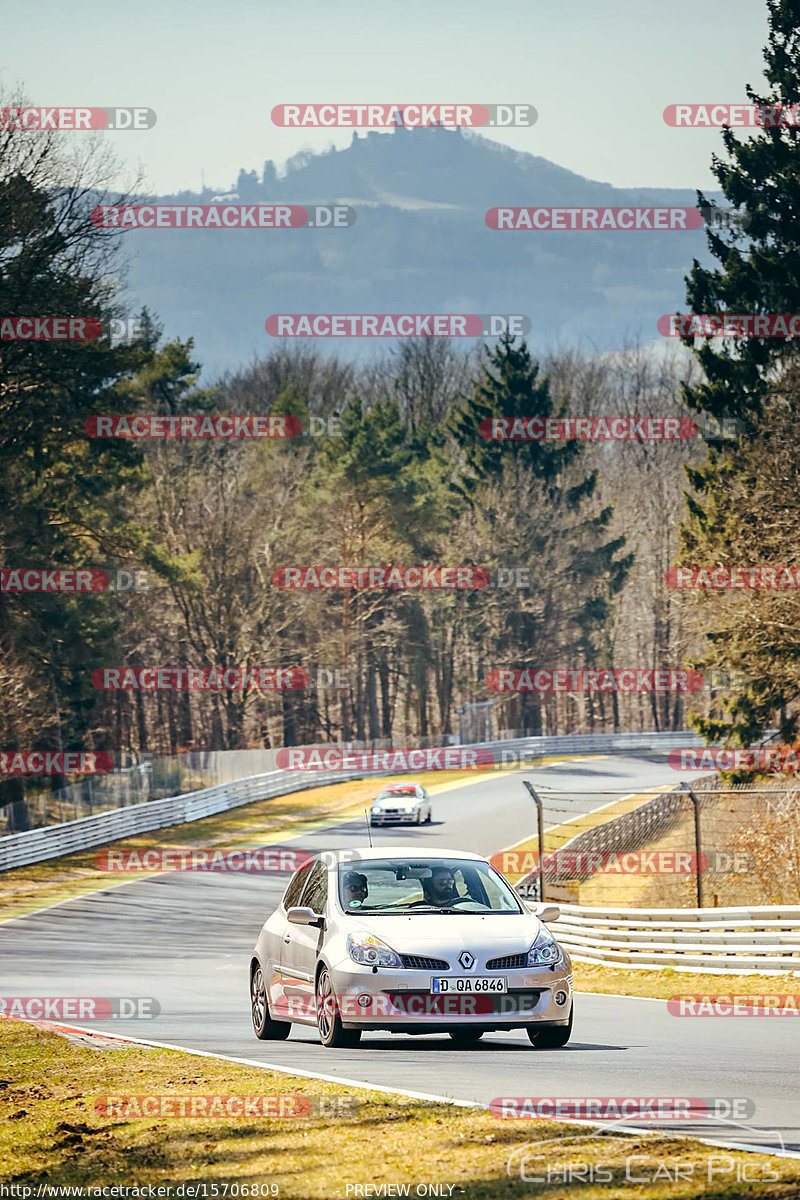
xmin=449 ymin=334 xmax=631 ymax=734
xmin=682 ymin=0 xmax=800 ymax=430
xmin=448 ymin=331 xmax=579 ymax=497
xmin=677 ymin=0 xmax=800 ymax=745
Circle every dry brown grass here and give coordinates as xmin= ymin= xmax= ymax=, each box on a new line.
xmin=2 ymin=1019 xmax=797 ymax=1199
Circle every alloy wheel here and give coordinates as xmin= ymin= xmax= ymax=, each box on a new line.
xmin=251 ymin=966 xmax=267 ymax=1032
xmin=316 ymin=968 xmax=335 ymax=1039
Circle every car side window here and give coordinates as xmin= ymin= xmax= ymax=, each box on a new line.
xmin=282 ymin=862 xmax=312 ymax=910
xmin=301 ymin=861 xmax=328 ymax=915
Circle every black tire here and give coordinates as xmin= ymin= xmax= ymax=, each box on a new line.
xmin=448 ymin=1029 xmax=484 ymax=1044
xmin=526 ymin=1004 xmax=573 ymax=1048
xmin=315 ymin=966 xmax=362 ymax=1048
xmin=425 ymin=809 xmax=432 ymax=824
xmin=250 ymin=963 xmax=291 ymax=1041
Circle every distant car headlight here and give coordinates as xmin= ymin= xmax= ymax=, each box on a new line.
xmin=347 ymin=934 xmax=403 ymax=968
xmin=527 ymin=927 xmax=562 ymax=966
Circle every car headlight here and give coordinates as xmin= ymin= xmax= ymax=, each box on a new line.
xmin=347 ymin=934 xmax=403 ymax=968
xmin=527 ymin=927 xmax=562 ymax=966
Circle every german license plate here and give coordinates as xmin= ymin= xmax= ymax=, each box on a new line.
xmin=430 ymin=977 xmax=507 ymax=994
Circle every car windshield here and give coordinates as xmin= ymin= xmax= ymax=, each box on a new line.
xmin=337 ymin=858 xmax=522 ymax=914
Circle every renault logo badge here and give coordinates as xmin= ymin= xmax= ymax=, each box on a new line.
xmin=458 ymin=950 xmax=476 ymax=970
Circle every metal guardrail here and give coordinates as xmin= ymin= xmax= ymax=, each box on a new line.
xmin=553 ymin=903 xmax=800 ymax=974
xmin=0 ymin=729 xmax=705 ymax=873
xmin=0 ymin=767 xmax=358 ymax=872
xmin=476 ymin=730 xmax=701 ymax=755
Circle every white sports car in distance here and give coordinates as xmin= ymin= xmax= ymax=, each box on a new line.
xmin=369 ymin=783 xmax=432 ymax=825
xmin=250 ymin=847 xmax=573 ymax=1048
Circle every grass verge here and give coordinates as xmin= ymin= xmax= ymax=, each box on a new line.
xmin=1 ymin=1019 xmax=797 ymax=1198
xmin=572 ymin=961 xmax=799 ymax=999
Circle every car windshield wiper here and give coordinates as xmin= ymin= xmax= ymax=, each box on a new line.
xmin=403 ymin=906 xmax=489 ymax=914
xmin=347 ymin=904 xmax=503 ymax=915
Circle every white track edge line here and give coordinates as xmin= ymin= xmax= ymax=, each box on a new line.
xmin=14 ymin=1017 xmax=799 ymax=1158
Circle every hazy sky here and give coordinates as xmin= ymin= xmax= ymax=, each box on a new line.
xmin=2 ymin=0 xmax=771 ymax=195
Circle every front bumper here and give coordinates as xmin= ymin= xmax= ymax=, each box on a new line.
xmin=329 ymin=956 xmax=573 ymax=1031
xmin=370 ymin=812 xmax=419 ymax=824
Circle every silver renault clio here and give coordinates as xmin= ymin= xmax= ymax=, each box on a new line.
xmin=250 ymin=847 xmax=573 ymax=1048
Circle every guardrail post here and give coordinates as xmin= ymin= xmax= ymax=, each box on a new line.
xmin=680 ymin=781 xmax=704 ymax=908
xmin=522 ymin=780 xmax=546 ymax=902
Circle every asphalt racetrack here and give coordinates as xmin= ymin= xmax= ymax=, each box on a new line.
xmin=1 ymin=754 xmax=797 ymax=1156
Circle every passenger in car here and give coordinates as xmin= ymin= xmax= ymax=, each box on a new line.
xmin=342 ymin=871 xmax=369 ymax=907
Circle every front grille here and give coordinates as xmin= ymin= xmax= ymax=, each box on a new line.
xmin=382 ymin=989 xmax=543 ymax=1016
xmin=486 ymin=952 xmax=528 ymax=970
xmin=400 ymin=954 xmax=450 ymax=970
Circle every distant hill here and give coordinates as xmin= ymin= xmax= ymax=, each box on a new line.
xmin=122 ymin=126 xmax=716 ymax=379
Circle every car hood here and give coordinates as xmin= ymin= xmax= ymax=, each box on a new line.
xmin=345 ymin=912 xmax=543 ymax=952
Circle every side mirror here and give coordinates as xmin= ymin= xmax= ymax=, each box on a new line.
xmin=287 ymin=906 xmax=322 ymax=927
xmin=534 ymin=903 xmax=560 ymax=924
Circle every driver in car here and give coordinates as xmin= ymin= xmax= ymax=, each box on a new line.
xmin=423 ymin=866 xmax=461 ymax=907
xmin=342 ymin=871 xmax=368 ymax=907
